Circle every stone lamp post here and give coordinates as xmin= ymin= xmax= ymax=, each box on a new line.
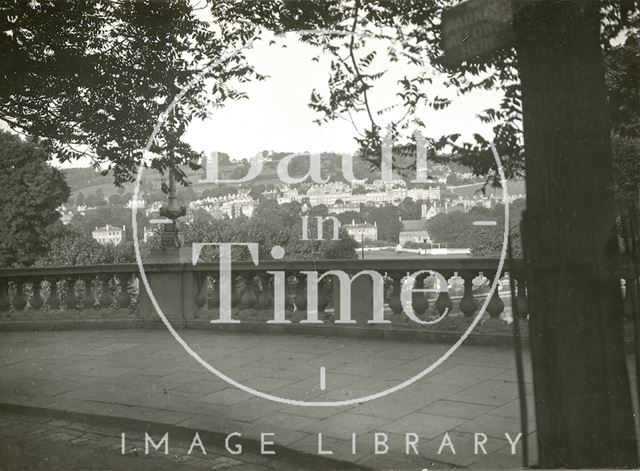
xmin=140 ymin=166 xmax=194 ymax=328
xmin=158 ymin=168 xmax=186 ymax=250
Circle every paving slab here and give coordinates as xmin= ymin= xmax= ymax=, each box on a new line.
xmin=0 ymin=329 xmax=535 ymax=469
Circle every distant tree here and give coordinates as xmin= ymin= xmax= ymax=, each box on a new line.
xmin=35 ymin=226 xmax=106 ymax=266
xmin=35 ymin=226 xmax=144 ymax=266
xmin=446 ymin=174 xmax=461 ymax=186
xmin=286 ymin=223 xmax=357 ymax=260
xmin=201 ymin=186 xmax=238 ymax=199
xmin=183 ymin=200 xmax=356 ymax=261
xmin=398 ymin=197 xmax=420 ymax=220
xmin=428 ymin=211 xmax=474 ymax=248
xmin=351 ymin=186 xmax=367 ymax=195
xmin=96 ymin=189 xmax=107 ymax=205
xmin=252 ymin=199 xmax=291 ymax=226
xmin=468 ymin=203 xmax=525 ymax=258
xmin=470 ymin=219 xmax=522 ymax=258
xmin=426 ymin=201 xmax=525 ymax=257
xmin=101 ymin=240 xmax=142 ymax=264
xmin=83 ymin=189 xmax=104 ymax=208
xmin=191 ymin=207 xmax=217 ymax=224
xmin=184 ymin=217 xmax=290 ymax=261
xmin=334 ymin=211 xmax=363 ymax=226
xmin=75 ymin=192 xmax=86 ymax=207
xmin=0 ymin=131 xmax=70 ymax=266
xmin=248 ymin=184 xmax=266 ymax=201
xmin=71 ymin=205 xmax=147 ymax=242
xmin=215 ymin=152 xmax=232 ymax=166
xmin=362 ymin=205 xmax=402 ymax=242
xmin=230 ymin=164 xmax=250 ymax=181
xmin=108 ymin=194 xmax=123 ymax=206
xmin=309 ymin=204 xmax=329 ymax=217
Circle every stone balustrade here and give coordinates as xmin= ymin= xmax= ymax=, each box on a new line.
xmin=1 ymin=257 xmax=635 ymax=342
xmin=0 ymin=259 xmax=536 ymax=339
xmin=193 ymin=259 xmax=525 ymax=321
xmin=0 ymin=264 xmax=141 ymax=329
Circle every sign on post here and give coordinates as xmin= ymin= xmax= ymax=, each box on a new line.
xmin=441 ymin=0 xmax=514 ymax=66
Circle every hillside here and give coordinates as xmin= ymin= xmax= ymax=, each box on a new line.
xmin=63 ymin=151 xmax=521 ymax=200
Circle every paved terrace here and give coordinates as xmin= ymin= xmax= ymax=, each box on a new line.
xmin=0 ymin=329 xmax=536 ymax=469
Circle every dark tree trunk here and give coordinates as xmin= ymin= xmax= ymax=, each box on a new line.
xmin=513 ymin=1 xmax=638 ymax=467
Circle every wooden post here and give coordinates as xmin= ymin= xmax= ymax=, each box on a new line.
xmin=513 ymin=1 xmax=638 ymax=467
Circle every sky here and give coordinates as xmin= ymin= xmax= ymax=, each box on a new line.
xmin=37 ymin=28 xmax=502 ymax=169
xmin=185 ymin=33 xmax=501 ymax=161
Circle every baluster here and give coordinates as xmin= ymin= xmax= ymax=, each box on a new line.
xmin=448 ymin=271 xmax=464 ymax=316
xmin=434 ymin=271 xmax=454 ymax=316
xmin=208 ymin=274 xmax=220 ymax=312
xmin=47 ymin=278 xmax=61 ymax=310
xmin=256 ymin=273 xmax=274 ymax=310
xmin=285 ymin=273 xmax=298 ymax=312
xmin=486 ymin=271 xmax=505 ymax=318
xmin=231 ymin=275 xmax=242 ymax=308
xmin=388 ymin=272 xmax=403 ymax=317
xmin=0 ymin=279 xmax=10 ymax=313
xmin=475 ymin=271 xmax=490 ymax=295
xmin=193 ymin=273 xmax=207 ymax=317
xmin=64 ymin=276 xmax=79 ymax=310
xmin=459 ymin=271 xmax=478 ymax=317
xmin=83 ymin=275 xmax=96 ymax=309
xmin=117 ymin=273 xmax=131 ymax=310
xmin=317 ymin=276 xmax=331 ymax=314
xmin=13 ymin=279 xmax=27 ymax=312
xmin=130 ymin=274 xmax=140 ymax=311
xmin=30 ymin=278 xmax=44 ymax=311
xmin=99 ymin=274 xmax=114 ymax=309
xmin=239 ymin=273 xmax=257 ymax=308
xmin=410 ymin=271 xmax=428 ymax=318
xmin=294 ymin=272 xmax=308 ymax=312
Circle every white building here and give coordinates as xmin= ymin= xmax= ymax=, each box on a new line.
xmin=276 ymin=187 xmax=300 ymax=205
xmin=145 ymin=201 xmax=163 ymax=216
xmin=92 ymin=225 xmax=126 ymax=245
xmin=421 ymin=202 xmax=451 ymax=220
xmin=143 ymin=226 xmax=156 ymax=243
xmin=399 ymin=219 xmax=431 ymax=245
xmin=127 ymin=198 xmax=146 ymax=210
xmin=60 ymin=211 xmax=73 ymax=225
xmin=363 ymin=178 xmax=406 ymax=191
xmin=189 ymin=192 xmax=256 ymax=219
xmin=286 ymin=182 xmax=440 ymax=207
xmin=327 ymin=202 xmax=360 ymax=214
xmin=344 ymin=220 xmax=378 ymax=241
xmin=57 ymin=205 xmax=73 ymax=225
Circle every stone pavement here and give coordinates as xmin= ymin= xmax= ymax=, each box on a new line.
xmin=0 ymin=408 xmax=312 ymax=471
xmin=0 ymin=330 xmax=537 ymax=469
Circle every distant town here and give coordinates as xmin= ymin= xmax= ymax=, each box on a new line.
xmin=57 ymin=152 xmax=525 ymax=260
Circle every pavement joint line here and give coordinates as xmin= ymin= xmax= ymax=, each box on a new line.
xmin=0 ymin=402 xmax=371 ymax=471
xmin=0 ymin=320 xmax=532 ymax=347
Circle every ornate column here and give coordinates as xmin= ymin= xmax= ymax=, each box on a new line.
xmin=138 ymin=167 xmax=192 ymax=328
